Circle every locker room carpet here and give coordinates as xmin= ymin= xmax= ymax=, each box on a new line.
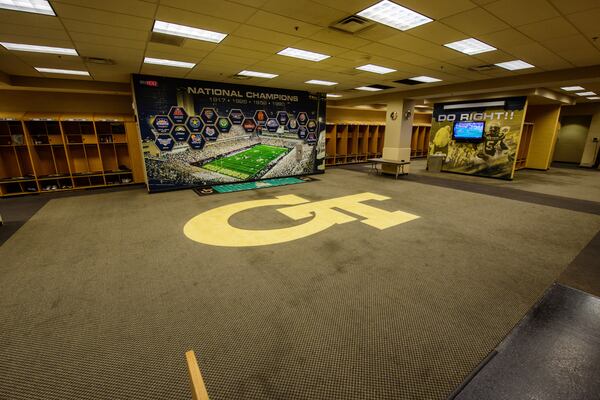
xmin=1 ymin=168 xmax=599 ymax=400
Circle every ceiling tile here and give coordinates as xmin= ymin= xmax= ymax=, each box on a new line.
xmin=61 ymin=19 xmax=150 ymax=40
xmin=441 ymin=8 xmax=509 ymax=36
xmin=51 ymin=3 xmax=153 ymax=30
xmin=483 ymin=0 xmax=560 ymax=27
xmin=159 ymin=0 xmax=257 ymax=22
xmin=565 ymin=8 xmax=600 ymax=37
xmin=407 ymin=22 xmax=468 ymax=45
xmin=308 ymin=28 xmax=370 ymax=50
xmin=53 ymin=0 xmax=157 ymax=19
xmin=517 ymin=17 xmax=579 ymax=41
xmin=549 ymin=0 xmax=600 ymax=15
xmin=231 ymin=25 xmax=303 ymax=46
xmin=396 ymin=0 xmax=477 ymax=19
xmin=245 ymin=10 xmax=322 ymax=38
xmin=259 ymin=0 xmax=347 ymax=26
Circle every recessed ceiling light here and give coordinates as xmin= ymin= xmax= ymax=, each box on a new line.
xmin=237 ymin=70 xmax=278 ymax=79
xmin=153 ymin=20 xmax=227 ymax=43
xmin=561 ymin=86 xmax=585 ymax=91
xmin=356 ymin=86 xmax=383 ymax=91
xmin=355 ymin=64 xmax=396 ymax=74
xmin=277 ymin=47 xmax=330 ymax=62
xmin=444 ymin=38 xmax=496 ymax=55
xmin=0 ymin=42 xmax=78 ymax=55
xmin=35 ymin=67 xmax=89 ymax=76
xmin=576 ymin=91 xmax=596 ymax=96
xmin=410 ymin=76 xmax=441 ymax=83
xmin=326 ymin=94 xmax=342 ymax=98
xmin=357 ymin=0 xmax=432 ymax=31
xmin=0 ymin=0 xmax=54 ymax=15
xmin=305 ymin=79 xmax=338 ymax=86
xmin=144 ymin=57 xmax=195 ymax=69
xmin=587 ymin=96 xmax=600 ymax=100
xmin=495 ymin=60 xmax=535 ymax=70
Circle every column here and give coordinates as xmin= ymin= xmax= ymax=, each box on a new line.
xmin=381 ymin=99 xmax=414 ymax=174
xmin=579 ymin=111 xmax=600 ymax=168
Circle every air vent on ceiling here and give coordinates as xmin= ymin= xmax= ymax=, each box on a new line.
xmin=150 ymin=32 xmax=185 ymax=47
xmin=469 ymin=64 xmax=497 ymax=72
xmin=330 ymin=15 xmax=374 ymax=34
xmin=231 ymin=74 xmax=252 ymax=80
xmin=83 ymin=56 xmax=114 ymax=65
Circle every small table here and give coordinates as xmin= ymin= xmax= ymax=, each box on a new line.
xmin=367 ymin=158 xmax=410 ymax=179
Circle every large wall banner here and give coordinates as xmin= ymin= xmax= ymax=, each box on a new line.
xmin=428 ymin=97 xmax=527 ymax=180
xmin=131 ymin=74 xmax=326 ymax=192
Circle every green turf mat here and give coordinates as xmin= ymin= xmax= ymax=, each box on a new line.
xmin=212 ymin=177 xmax=306 ymax=193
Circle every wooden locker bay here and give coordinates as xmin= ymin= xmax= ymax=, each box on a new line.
xmin=325 ymin=122 xmax=385 ymax=166
xmin=0 ymin=113 xmax=144 ymax=197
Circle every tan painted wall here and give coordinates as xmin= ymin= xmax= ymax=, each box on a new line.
xmin=326 ymin=107 xmax=386 ymax=124
xmin=525 ymin=104 xmax=561 ymax=170
xmin=0 ymin=90 xmax=133 ymax=114
xmin=554 ymin=116 xmax=591 ymax=163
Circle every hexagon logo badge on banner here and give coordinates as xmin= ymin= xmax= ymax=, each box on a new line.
xmin=306 ymin=119 xmax=317 ymax=133
xmin=202 ymin=125 xmax=219 ymax=141
xmin=254 ymin=110 xmax=268 ymax=125
xmin=276 ymin=111 xmax=289 ymax=126
xmin=201 ymin=108 xmax=218 ymax=125
xmin=297 ymin=126 xmax=308 ymax=139
xmin=155 ymin=134 xmax=175 ymax=151
xmin=242 ymin=118 xmax=257 ymax=133
xmin=188 ymin=133 xmax=206 ymax=150
xmin=228 ymin=109 xmax=244 ymax=125
xmin=287 ymin=118 xmax=298 ymax=132
xmin=297 ymin=112 xmax=308 ymax=126
xmin=306 ymin=132 xmax=317 ymax=145
xmin=266 ymin=118 xmax=279 ymax=132
xmin=186 ymin=116 xmax=204 ymax=133
xmin=216 ymin=117 xmax=231 ymax=133
xmin=152 ymin=116 xmax=172 ymax=134
xmin=172 ymin=125 xmax=190 ymax=141
xmin=168 ymin=106 xmax=188 ymax=124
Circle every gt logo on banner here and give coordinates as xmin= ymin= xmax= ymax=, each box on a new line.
xmin=183 ymin=192 xmax=419 ymax=247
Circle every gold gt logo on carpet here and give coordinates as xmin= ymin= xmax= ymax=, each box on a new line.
xmin=184 ymin=192 xmax=419 ymax=247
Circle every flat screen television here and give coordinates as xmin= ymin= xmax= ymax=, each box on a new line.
xmin=453 ymin=121 xmax=485 ymax=141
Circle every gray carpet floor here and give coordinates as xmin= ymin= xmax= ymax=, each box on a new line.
xmin=1 ymin=169 xmax=599 ymax=400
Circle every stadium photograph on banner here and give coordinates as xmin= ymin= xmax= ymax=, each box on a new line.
xmin=131 ymin=74 xmax=327 ymax=192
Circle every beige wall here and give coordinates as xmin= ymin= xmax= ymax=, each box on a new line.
xmin=0 ymin=90 xmax=133 ymax=114
xmin=554 ymin=116 xmax=591 ymax=163
xmin=525 ymin=104 xmax=561 ymax=170
xmin=326 ymin=107 xmax=386 ymax=124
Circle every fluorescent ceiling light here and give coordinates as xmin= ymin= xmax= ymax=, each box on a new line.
xmin=561 ymin=86 xmax=585 ymax=91
xmin=576 ymin=91 xmax=596 ymax=96
xmin=237 ymin=70 xmax=278 ymax=79
xmin=495 ymin=60 xmax=535 ymax=70
xmin=357 ymin=0 xmax=432 ymax=31
xmin=355 ymin=64 xmax=396 ymax=74
xmin=153 ymin=20 xmax=227 ymax=43
xmin=0 ymin=0 xmax=54 ymax=15
xmin=355 ymin=86 xmax=382 ymax=91
xmin=410 ymin=76 xmax=441 ymax=83
xmin=326 ymin=94 xmax=342 ymax=98
xmin=277 ymin=47 xmax=330 ymax=62
xmin=305 ymin=79 xmax=338 ymax=86
xmin=35 ymin=67 xmax=89 ymax=76
xmin=444 ymin=38 xmax=496 ymax=55
xmin=144 ymin=57 xmax=195 ymax=69
xmin=0 ymin=42 xmax=77 ymax=55
xmin=587 ymin=96 xmax=600 ymax=100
